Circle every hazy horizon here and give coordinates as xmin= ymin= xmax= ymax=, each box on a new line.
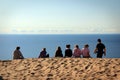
xmin=0 ymin=0 xmax=120 ymax=34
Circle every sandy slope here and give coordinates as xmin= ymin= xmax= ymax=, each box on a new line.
xmin=0 ymin=58 xmax=120 ymax=80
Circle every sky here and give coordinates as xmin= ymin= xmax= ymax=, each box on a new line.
xmin=0 ymin=0 xmax=120 ymax=34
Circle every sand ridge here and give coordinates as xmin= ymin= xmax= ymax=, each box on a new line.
xmin=0 ymin=58 xmax=120 ymax=80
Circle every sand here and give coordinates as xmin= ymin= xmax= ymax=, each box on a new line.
xmin=0 ymin=58 xmax=120 ymax=80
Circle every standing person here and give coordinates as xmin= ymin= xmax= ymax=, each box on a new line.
xmin=81 ymin=44 xmax=91 ymax=58
xmin=55 ymin=46 xmax=63 ymax=57
xmin=64 ymin=44 xmax=72 ymax=57
xmin=94 ymin=39 xmax=106 ymax=58
xmin=73 ymin=45 xmax=81 ymax=58
xmin=38 ymin=48 xmax=47 ymax=58
xmin=13 ymin=46 xmax=24 ymax=59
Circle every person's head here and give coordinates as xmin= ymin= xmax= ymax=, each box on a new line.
xmin=16 ymin=46 xmax=20 ymax=50
xmin=84 ymin=44 xmax=89 ymax=48
xmin=66 ymin=44 xmax=70 ymax=48
xmin=75 ymin=45 xmax=79 ymax=48
xmin=97 ymin=38 xmax=101 ymax=43
xmin=42 ymin=48 xmax=46 ymax=51
xmin=57 ymin=46 xmax=61 ymax=50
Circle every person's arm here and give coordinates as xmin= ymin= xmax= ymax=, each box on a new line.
xmin=94 ymin=48 xmax=98 ymax=53
xmin=103 ymin=48 xmax=106 ymax=56
xmin=72 ymin=49 xmax=75 ymax=57
xmin=81 ymin=49 xmax=83 ymax=57
xmin=60 ymin=50 xmax=63 ymax=57
xmin=61 ymin=52 xmax=63 ymax=57
xmin=103 ymin=44 xmax=106 ymax=56
xmin=55 ymin=51 xmax=57 ymax=57
xmin=70 ymin=49 xmax=73 ymax=57
xmin=20 ymin=52 xmax=24 ymax=59
xmin=94 ymin=44 xmax=98 ymax=53
xmin=44 ymin=51 xmax=47 ymax=58
xmin=88 ymin=49 xmax=91 ymax=57
xmin=19 ymin=51 xmax=24 ymax=59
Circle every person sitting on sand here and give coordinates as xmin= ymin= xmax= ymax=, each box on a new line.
xmin=13 ymin=46 xmax=24 ymax=59
xmin=64 ymin=44 xmax=72 ymax=57
xmin=81 ymin=44 xmax=91 ymax=58
xmin=94 ymin=39 xmax=106 ymax=58
xmin=73 ymin=45 xmax=81 ymax=58
xmin=38 ymin=48 xmax=47 ymax=58
xmin=55 ymin=46 xmax=63 ymax=57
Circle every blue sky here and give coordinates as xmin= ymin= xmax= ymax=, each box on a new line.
xmin=0 ymin=0 xmax=120 ymax=34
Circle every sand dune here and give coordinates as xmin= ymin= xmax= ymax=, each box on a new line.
xmin=0 ymin=58 xmax=120 ymax=80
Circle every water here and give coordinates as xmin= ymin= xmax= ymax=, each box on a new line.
xmin=0 ymin=34 xmax=120 ymax=60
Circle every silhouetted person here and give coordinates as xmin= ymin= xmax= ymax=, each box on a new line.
xmin=65 ymin=44 xmax=72 ymax=57
xmin=13 ymin=46 xmax=24 ymax=59
xmin=81 ymin=44 xmax=91 ymax=58
xmin=55 ymin=46 xmax=63 ymax=57
xmin=38 ymin=48 xmax=47 ymax=58
xmin=73 ymin=45 xmax=81 ymax=58
xmin=94 ymin=39 xmax=106 ymax=58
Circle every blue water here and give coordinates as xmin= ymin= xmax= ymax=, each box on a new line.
xmin=0 ymin=34 xmax=120 ymax=60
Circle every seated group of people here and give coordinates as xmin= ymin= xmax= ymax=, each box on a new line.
xmin=13 ymin=44 xmax=91 ymax=59
xmin=13 ymin=39 xmax=106 ymax=59
xmin=55 ymin=44 xmax=91 ymax=58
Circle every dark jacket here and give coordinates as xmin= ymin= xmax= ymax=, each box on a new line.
xmin=65 ymin=48 xmax=72 ymax=57
xmin=13 ymin=50 xmax=24 ymax=59
xmin=38 ymin=51 xmax=47 ymax=58
xmin=55 ymin=50 xmax=63 ymax=57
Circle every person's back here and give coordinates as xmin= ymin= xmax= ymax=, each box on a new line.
xmin=73 ymin=45 xmax=81 ymax=58
xmin=13 ymin=47 xmax=24 ymax=59
xmin=65 ymin=44 xmax=72 ymax=57
xmin=55 ymin=50 xmax=63 ymax=57
xmin=65 ymin=49 xmax=72 ymax=57
xmin=13 ymin=50 xmax=20 ymax=59
xmin=94 ymin=39 xmax=106 ymax=58
xmin=97 ymin=43 xmax=105 ymax=53
xmin=81 ymin=44 xmax=90 ymax=58
xmin=55 ymin=46 xmax=63 ymax=57
xmin=38 ymin=48 xmax=47 ymax=58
